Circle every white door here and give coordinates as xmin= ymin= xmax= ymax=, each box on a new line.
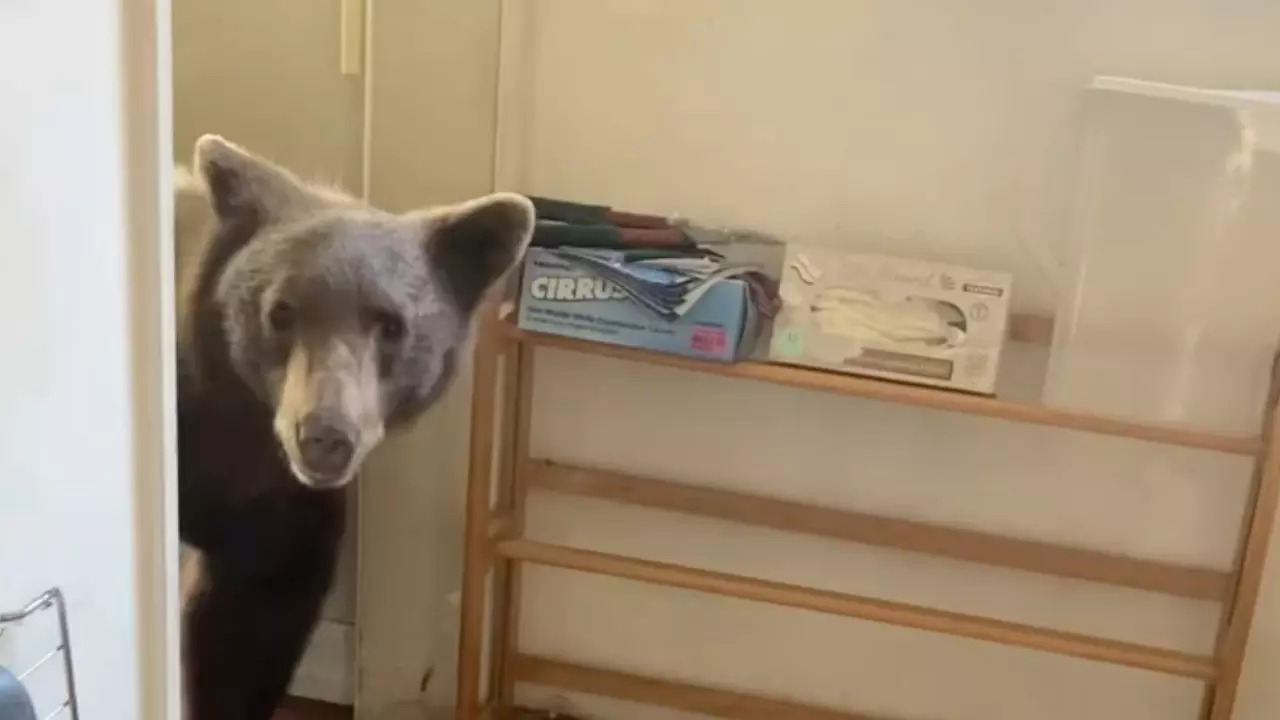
xmin=172 ymin=0 xmax=366 ymax=189
xmin=0 ymin=2 xmax=179 ymax=720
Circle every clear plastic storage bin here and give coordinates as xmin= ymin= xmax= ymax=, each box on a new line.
xmin=1045 ymin=77 xmax=1280 ymax=434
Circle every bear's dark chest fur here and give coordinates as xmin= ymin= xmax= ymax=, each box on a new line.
xmin=177 ymin=342 xmax=347 ymax=720
xmin=177 ymin=379 xmax=346 ymax=590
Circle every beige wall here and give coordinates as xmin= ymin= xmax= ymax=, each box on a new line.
xmin=495 ymin=2 xmax=1280 ymax=719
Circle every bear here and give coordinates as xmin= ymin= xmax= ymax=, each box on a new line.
xmin=174 ymin=134 xmax=533 ymax=720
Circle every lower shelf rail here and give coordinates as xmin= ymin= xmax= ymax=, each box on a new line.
xmin=496 ymin=539 xmax=1217 ymax=680
xmin=510 ymin=653 xmax=886 ymax=720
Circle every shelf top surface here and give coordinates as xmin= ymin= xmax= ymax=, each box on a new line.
xmin=498 ymin=322 xmax=1263 ymax=457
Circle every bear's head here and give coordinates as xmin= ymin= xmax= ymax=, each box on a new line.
xmin=184 ymin=134 xmax=532 ymax=490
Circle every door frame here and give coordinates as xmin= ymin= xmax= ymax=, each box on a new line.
xmin=123 ymin=0 xmax=183 ymax=717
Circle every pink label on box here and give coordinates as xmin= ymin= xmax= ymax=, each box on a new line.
xmin=690 ymin=325 xmax=728 ymax=355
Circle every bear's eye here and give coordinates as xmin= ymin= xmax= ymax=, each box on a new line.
xmin=267 ymin=301 xmax=295 ymax=334
xmin=373 ymin=310 xmax=405 ymax=342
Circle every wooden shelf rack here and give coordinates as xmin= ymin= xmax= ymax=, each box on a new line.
xmin=456 ymin=310 xmax=1280 ymax=720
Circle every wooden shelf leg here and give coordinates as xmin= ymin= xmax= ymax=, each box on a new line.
xmin=457 ymin=312 xmax=504 ymax=720
xmin=488 ymin=341 xmax=535 ymax=707
xmin=1207 ymin=350 xmax=1280 ymax=720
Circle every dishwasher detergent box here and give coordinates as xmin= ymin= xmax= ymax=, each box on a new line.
xmin=767 ymin=246 xmax=1012 ymax=394
xmin=515 ymin=247 xmax=766 ymax=362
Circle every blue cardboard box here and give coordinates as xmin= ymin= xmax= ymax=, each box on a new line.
xmin=515 ymin=248 xmax=763 ymax=362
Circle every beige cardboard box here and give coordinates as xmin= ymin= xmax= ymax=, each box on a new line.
xmin=767 ymin=246 xmax=1012 ymax=394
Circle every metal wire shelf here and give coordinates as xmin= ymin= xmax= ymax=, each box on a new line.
xmin=0 ymin=589 xmax=81 ymax=720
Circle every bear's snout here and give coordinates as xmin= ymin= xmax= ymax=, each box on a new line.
xmin=297 ymin=412 xmax=357 ymax=485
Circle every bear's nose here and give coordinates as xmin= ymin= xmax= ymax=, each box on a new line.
xmin=297 ymin=413 xmax=356 ymax=481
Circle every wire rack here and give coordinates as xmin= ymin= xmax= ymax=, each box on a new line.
xmin=0 ymin=588 xmax=81 ymax=720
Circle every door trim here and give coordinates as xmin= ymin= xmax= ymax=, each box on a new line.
xmin=124 ymin=0 xmax=182 ymax=717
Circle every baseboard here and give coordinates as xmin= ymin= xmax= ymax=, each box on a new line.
xmin=290 ymin=619 xmax=355 ymax=706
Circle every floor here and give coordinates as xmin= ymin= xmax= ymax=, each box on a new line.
xmin=275 ymin=697 xmax=352 ymax=720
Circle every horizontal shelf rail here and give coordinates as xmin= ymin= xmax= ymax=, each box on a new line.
xmin=511 ymin=653 xmax=886 ymax=720
xmin=496 ymin=538 xmax=1217 ymax=680
xmin=504 ymin=326 xmax=1260 ymax=457
xmin=524 ymin=460 xmax=1233 ymax=601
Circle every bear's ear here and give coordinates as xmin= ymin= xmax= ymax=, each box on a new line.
xmin=423 ymin=192 xmax=535 ymax=315
xmin=192 ymin=134 xmax=308 ymax=226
